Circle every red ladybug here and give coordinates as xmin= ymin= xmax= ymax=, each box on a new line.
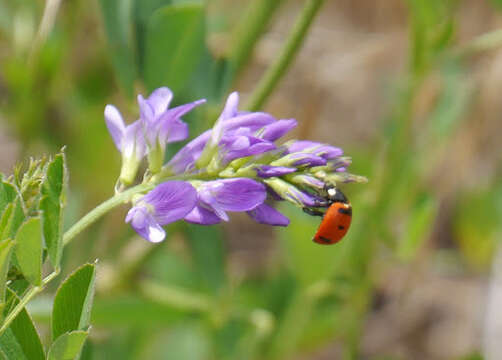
xmin=303 ymin=187 xmax=352 ymax=245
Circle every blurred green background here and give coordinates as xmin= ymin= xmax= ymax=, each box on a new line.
xmin=1 ymin=0 xmax=502 ymax=359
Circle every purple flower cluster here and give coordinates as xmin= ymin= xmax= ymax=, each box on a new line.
xmin=106 ymin=88 xmax=365 ymax=242
xmin=105 ymin=87 xmax=205 ymax=184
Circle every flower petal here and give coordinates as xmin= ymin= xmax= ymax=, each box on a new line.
xmin=263 ymin=178 xmax=325 ymax=207
xmin=171 ymin=99 xmax=206 ymax=117
xmin=147 ymin=87 xmax=173 ymax=117
xmin=285 ymin=187 xmax=322 ymax=207
xmin=224 ymin=113 xmax=276 ymax=133
xmin=290 ymin=174 xmax=325 ymax=189
xmin=287 ymin=140 xmax=343 ymax=159
xmin=165 ymin=119 xmax=189 ymax=143
xmin=126 ymin=206 xmax=166 ymax=243
xmin=123 ymin=120 xmax=146 ymax=159
xmin=220 ymin=92 xmax=240 ymax=121
xmin=290 ymin=153 xmax=327 ymax=167
xmin=259 ymin=119 xmax=297 ymax=141
xmin=209 ymin=92 xmax=240 ymax=146
xmin=104 ymin=105 xmax=125 ymax=150
xmin=222 ymin=137 xmax=276 ymax=163
xmin=184 ymin=204 xmax=222 ymax=225
xmin=143 ymin=181 xmax=198 ymax=225
xmin=256 ymin=165 xmax=296 ymax=178
xmin=138 ymin=94 xmax=155 ymax=123
xmin=198 ymin=178 xmax=266 ymax=212
xmin=247 ymin=203 xmax=289 ymax=226
xmin=167 ymin=130 xmax=211 ymax=173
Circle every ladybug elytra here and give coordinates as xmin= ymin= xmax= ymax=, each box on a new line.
xmin=303 ymin=187 xmax=352 ymax=245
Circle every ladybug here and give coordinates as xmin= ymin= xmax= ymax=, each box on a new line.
xmin=303 ymin=187 xmax=352 ymax=245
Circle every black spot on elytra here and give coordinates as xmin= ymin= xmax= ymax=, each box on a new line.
xmin=318 ymin=236 xmax=332 ymax=244
xmin=338 ymin=225 xmax=345 ymax=230
xmin=338 ymin=207 xmax=352 ymax=216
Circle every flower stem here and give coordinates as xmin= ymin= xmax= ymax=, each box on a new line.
xmin=455 ymin=28 xmax=502 ymax=57
xmin=0 ymin=271 xmax=59 ymax=335
xmin=62 ymin=183 xmax=154 ymax=247
xmin=245 ymin=0 xmax=326 ymax=111
xmin=139 ymin=280 xmax=211 ymax=312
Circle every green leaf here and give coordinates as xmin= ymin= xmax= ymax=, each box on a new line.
xmin=40 ymin=153 xmax=67 ymax=268
xmin=143 ymin=3 xmax=206 ymax=93
xmin=0 ymin=182 xmax=16 ymax=215
xmin=397 ymin=194 xmax=438 ymax=261
xmin=0 ymin=240 xmax=14 ymax=304
xmin=1 ymin=198 xmax=26 ymax=241
xmin=52 ymin=264 xmax=96 ymax=340
xmin=47 ymin=331 xmax=88 ymax=360
xmin=0 ymin=329 xmax=27 ymax=360
xmin=99 ymin=0 xmax=137 ymax=97
xmin=0 ymin=289 xmax=45 ymax=360
xmin=14 ymin=217 xmax=43 ymax=285
xmin=0 ymin=204 xmax=14 ymax=240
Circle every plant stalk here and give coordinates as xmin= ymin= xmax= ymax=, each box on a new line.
xmin=245 ymin=0 xmax=325 ymax=111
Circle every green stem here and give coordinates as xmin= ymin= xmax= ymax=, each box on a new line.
xmin=228 ymin=0 xmax=284 ymax=79
xmin=455 ymin=28 xmax=502 ymax=57
xmin=0 ymin=176 xmax=186 ymax=332
xmin=0 ymin=270 xmax=59 ymax=335
xmin=29 ymin=0 xmax=63 ymax=62
xmin=245 ymin=0 xmax=325 ymax=111
xmin=139 ymin=280 xmax=211 ymax=312
xmin=62 ymin=182 xmax=154 ymax=247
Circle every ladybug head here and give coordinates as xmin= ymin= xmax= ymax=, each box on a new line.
xmin=326 ymin=186 xmax=348 ymax=204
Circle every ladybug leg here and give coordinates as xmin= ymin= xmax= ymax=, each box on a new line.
xmin=302 ymin=207 xmax=325 ymax=217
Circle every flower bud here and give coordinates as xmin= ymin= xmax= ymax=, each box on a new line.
xmin=263 ymin=178 xmax=322 ymax=207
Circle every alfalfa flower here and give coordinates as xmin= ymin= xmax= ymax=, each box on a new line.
xmin=108 ymin=88 xmax=366 ymax=242
xmin=126 ymin=181 xmax=197 ymax=242
xmin=104 ymin=105 xmax=146 ymax=185
xmin=184 ymin=178 xmax=266 ymax=225
xmin=164 ymin=92 xmax=296 ymax=177
xmin=137 ymin=87 xmax=205 ymax=173
xmin=105 ymin=87 xmax=204 ymax=185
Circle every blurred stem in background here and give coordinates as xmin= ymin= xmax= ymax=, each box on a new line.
xmin=246 ymin=0 xmax=326 ymax=111
xmin=29 ymin=0 xmax=62 ymax=61
xmin=227 ymin=0 xmax=284 ymax=82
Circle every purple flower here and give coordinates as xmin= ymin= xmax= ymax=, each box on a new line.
xmin=247 ymin=203 xmax=289 ymax=226
xmin=263 ymin=178 xmax=324 ymax=207
xmin=137 ymin=87 xmax=205 ymax=172
xmin=105 ymin=87 xmax=205 ymax=182
xmin=126 ymin=181 xmax=197 ymax=242
xmin=288 ymin=174 xmax=325 ymax=189
xmin=286 ymin=140 xmax=343 ymax=160
xmin=219 ymin=134 xmax=277 ymax=163
xmin=255 ymin=165 xmax=296 ymax=178
xmin=184 ymin=178 xmax=266 ymax=225
xmin=327 ymin=157 xmax=352 ymax=172
xmin=166 ymin=130 xmax=211 ymax=174
xmin=288 ymin=153 xmax=327 ymax=167
xmin=258 ymin=119 xmax=297 ymax=142
xmin=105 ymin=105 xmax=146 ymax=160
xmin=269 ymin=152 xmax=327 ymax=168
xmin=105 ymin=105 xmax=147 ymax=184
xmin=169 ymin=92 xmax=297 ymax=173
xmin=138 ymin=87 xmax=205 ymax=147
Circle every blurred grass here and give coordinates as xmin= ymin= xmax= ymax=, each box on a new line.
xmin=1 ymin=0 xmax=502 ymax=359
